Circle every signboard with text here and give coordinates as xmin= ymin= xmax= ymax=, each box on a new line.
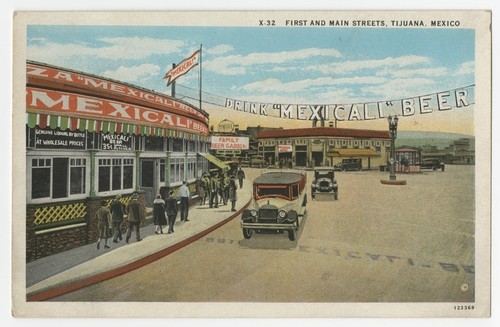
xmin=101 ymin=133 xmax=133 ymax=151
xmin=210 ymin=136 xmax=249 ymax=150
xmin=34 ymin=128 xmax=86 ymax=149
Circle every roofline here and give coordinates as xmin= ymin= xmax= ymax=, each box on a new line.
xmin=257 ymin=127 xmax=391 ymax=139
xmin=26 ymin=60 xmax=210 ymax=118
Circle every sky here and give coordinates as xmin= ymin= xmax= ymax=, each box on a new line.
xmin=27 ymin=24 xmax=476 ymax=135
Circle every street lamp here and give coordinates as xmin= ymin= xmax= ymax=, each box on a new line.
xmin=387 ymin=115 xmax=399 ymax=181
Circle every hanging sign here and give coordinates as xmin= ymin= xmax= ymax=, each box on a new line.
xmin=222 ymin=85 xmax=474 ymax=122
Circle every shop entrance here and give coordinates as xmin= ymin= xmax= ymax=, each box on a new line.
xmin=139 ymin=159 xmax=158 ymax=205
xmin=278 ymin=152 xmax=292 ymax=168
xmin=312 ymin=152 xmax=324 ymax=167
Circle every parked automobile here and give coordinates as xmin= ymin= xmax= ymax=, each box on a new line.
xmin=311 ymin=167 xmax=338 ymax=200
xmin=239 ymin=157 xmax=250 ymax=167
xmin=250 ymin=155 xmax=267 ymax=168
xmin=334 ymin=158 xmax=362 ymax=172
xmin=419 ymin=158 xmax=445 ymax=171
xmin=241 ymin=170 xmax=307 ymax=241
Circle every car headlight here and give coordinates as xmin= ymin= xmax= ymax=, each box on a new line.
xmin=250 ymin=209 xmax=258 ymax=217
xmin=312 ymin=183 xmax=317 ymax=188
xmin=278 ymin=210 xmax=287 ymax=218
xmin=328 ymin=182 xmax=334 ymax=187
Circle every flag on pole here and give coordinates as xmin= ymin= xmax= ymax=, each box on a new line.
xmin=163 ymin=49 xmax=201 ymax=86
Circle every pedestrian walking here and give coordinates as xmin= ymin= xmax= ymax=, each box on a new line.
xmin=198 ymin=177 xmax=206 ymax=206
xmin=209 ymin=170 xmax=219 ymax=208
xmin=96 ymin=200 xmax=112 ymax=250
xmin=220 ymin=172 xmax=229 ymax=206
xmin=109 ymin=194 xmax=125 ymax=243
xmin=179 ymin=181 xmax=190 ymax=221
xmin=153 ymin=194 xmax=167 ymax=234
xmin=236 ymin=167 xmax=245 ymax=189
xmin=229 ymin=174 xmax=238 ymax=212
xmin=166 ymin=190 xmax=178 ymax=234
xmin=125 ymin=192 xmax=145 ymax=243
xmin=201 ymin=173 xmax=210 ymax=205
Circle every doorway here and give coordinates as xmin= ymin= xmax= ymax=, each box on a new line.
xmin=140 ymin=159 xmax=157 ymax=205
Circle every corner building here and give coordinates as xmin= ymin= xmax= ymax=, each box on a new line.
xmin=25 ymin=61 xmax=210 ymax=261
xmin=257 ymin=127 xmax=391 ymax=169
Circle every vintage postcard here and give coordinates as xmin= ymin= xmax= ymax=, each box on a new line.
xmin=12 ymin=10 xmax=491 ymax=318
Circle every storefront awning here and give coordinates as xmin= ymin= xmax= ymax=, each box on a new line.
xmin=26 ymin=112 xmax=208 ymax=141
xmin=326 ymin=149 xmax=380 ymax=157
xmin=198 ymin=153 xmax=229 ymax=170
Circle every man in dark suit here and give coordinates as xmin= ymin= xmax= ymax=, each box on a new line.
xmin=166 ymin=190 xmax=178 ymax=234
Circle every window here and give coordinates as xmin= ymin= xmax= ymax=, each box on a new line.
xmin=145 ymin=136 xmax=164 ymax=151
xmin=187 ymin=157 xmax=196 ymax=180
xmin=159 ymin=159 xmax=166 ymax=183
xmin=70 ymin=159 xmax=86 ymax=195
xmin=98 ymin=158 xmax=134 ymax=193
xmin=169 ymin=157 xmax=185 ymax=184
xmin=188 ymin=140 xmax=196 ymax=152
xmin=197 ymin=156 xmax=206 ymax=177
xmin=30 ymin=157 xmax=87 ymax=200
xmin=173 ymin=138 xmax=184 ymax=152
xmin=31 ymin=158 xmax=51 ymax=199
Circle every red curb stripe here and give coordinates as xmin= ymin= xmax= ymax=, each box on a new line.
xmin=27 ymin=201 xmax=251 ymax=302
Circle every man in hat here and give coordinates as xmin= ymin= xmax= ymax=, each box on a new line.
xmin=228 ymin=173 xmax=238 ymax=212
xmin=110 ymin=194 xmax=125 ymax=243
xmin=166 ymin=189 xmax=178 ymax=234
xmin=125 ymin=192 xmax=145 ymax=243
xmin=179 ymin=180 xmax=190 ymax=222
xmin=209 ymin=170 xmax=219 ymax=208
xmin=236 ymin=167 xmax=246 ymax=189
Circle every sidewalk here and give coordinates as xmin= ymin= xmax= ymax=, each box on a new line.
xmin=26 ymin=182 xmax=252 ymax=301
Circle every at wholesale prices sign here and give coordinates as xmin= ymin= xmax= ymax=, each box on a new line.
xmin=210 ymin=136 xmax=249 ymax=150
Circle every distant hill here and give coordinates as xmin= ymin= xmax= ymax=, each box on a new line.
xmin=396 ymin=131 xmax=474 ymax=149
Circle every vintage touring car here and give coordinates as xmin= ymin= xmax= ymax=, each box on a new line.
xmin=241 ymin=170 xmax=307 ymax=241
xmin=311 ymin=167 xmax=338 ymax=200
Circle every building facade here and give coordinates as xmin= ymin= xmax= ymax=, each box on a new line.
xmin=257 ymin=127 xmax=391 ymax=169
xmin=26 ymin=61 xmax=211 ymax=261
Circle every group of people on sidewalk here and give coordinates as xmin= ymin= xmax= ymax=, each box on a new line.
xmin=94 ymin=167 xmax=245 ymax=251
xmin=95 ymin=192 xmax=146 ymax=250
xmin=198 ymin=167 xmax=245 ymax=211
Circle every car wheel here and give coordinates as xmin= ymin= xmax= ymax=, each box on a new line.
xmin=432 ymin=166 xmax=437 ymax=171
xmin=334 ymin=192 xmax=338 ymax=200
xmin=242 ymin=228 xmax=252 ymax=239
xmin=288 ymin=229 xmax=296 ymax=241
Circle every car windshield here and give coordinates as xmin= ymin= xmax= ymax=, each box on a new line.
xmin=256 ymin=185 xmax=289 ymax=199
xmin=315 ymin=171 xmax=333 ymax=179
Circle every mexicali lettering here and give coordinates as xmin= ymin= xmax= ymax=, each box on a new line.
xmin=26 ymin=63 xmax=207 ymax=123
xmin=26 ymin=88 xmax=209 ymax=135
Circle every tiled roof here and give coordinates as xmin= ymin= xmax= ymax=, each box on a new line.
xmin=257 ymin=127 xmax=390 ymax=139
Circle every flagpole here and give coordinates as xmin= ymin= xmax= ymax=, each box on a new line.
xmin=199 ymin=44 xmax=203 ymax=111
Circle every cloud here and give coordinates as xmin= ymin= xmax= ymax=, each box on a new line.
xmin=360 ymin=77 xmax=438 ymax=99
xmin=27 ymin=37 xmax=186 ymax=63
xmin=206 ymin=44 xmax=234 ymax=56
xmin=315 ymin=55 xmax=431 ymax=75
xmin=376 ymin=67 xmax=449 ymax=78
xmin=241 ymin=76 xmax=386 ymax=93
xmin=455 ymin=61 xmax=474 ymax=75
xmin=204 ymin=48 xmax=342 ymax=76
xmin=102 ymin=64 xmax=161 ymax=83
